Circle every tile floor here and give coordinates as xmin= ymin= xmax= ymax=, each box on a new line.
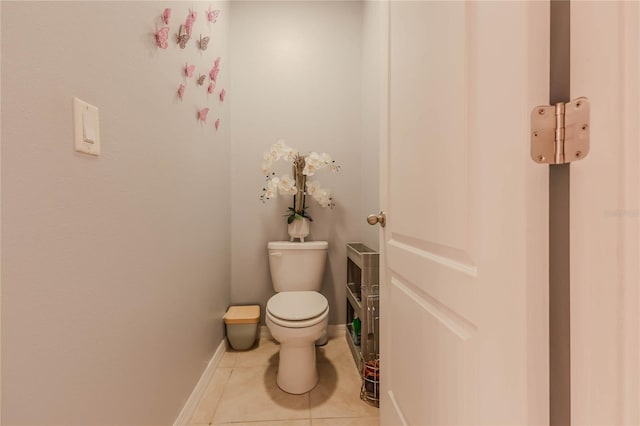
xmin=189 ymin=334 xmax=379 ymax=426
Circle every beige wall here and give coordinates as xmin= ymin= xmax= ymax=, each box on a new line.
xmin=229 ymin=1 xmax=376 ymax=325
xmin=1 ymin=2 xmax=230 ymax=424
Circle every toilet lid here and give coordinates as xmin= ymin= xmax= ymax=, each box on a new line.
xmin=267 ymin=291 xmax=328 ymax=321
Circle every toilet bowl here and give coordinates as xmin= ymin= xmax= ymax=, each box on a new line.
xmin=266 ymin=241 xmax=329 ymax=394
xmin=266 ymin=291 xmax=329 ymax=394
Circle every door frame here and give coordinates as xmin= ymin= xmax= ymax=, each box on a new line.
xmin=377 ymin=0 xmax=392 ymax=419
xmin=621 ymin=4 xmax=640 ymax=422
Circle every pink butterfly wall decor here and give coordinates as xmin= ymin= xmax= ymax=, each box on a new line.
xmin=198 ymin=108 xmax=210 ymax=124
xmin=154 ymin=27 xmax=169 ymax=49
xmin=198 ymin=34 xmax=211 ymax=51
xmin=185 ymin=10 xmax=197 ymax=36
xmin=151 ymin=7 xmax=225 ymax=130
xmin=210 ymin=57 xmax=221 ymax=82
xmin=176 ymin=25 xmax=190 ymax=48
xmin=162 ymin=8 xmax=171 ymax=25
xmin=207 ymin=8 xmax=220 ymax=23
xmin=209 ymin=66 xmax=218 ymax=82
xmin=185 ymin=64 xmax=195 ymax=78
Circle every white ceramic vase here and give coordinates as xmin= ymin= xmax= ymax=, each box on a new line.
xmin=288 ymin=218 xmax=310 ymax=242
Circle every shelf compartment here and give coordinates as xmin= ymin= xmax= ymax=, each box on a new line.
xmin=345 ymin=323 xmax=363 ymax=370
xmin=360 ymin=357 xmax=380 ymax=407
xmin=346 ymin=282 xmax=362 ymax=312
xmin=347 ymin=242 xmax=380 ymax=296
xmin=347 ymin=242 xmax=379 ymax=270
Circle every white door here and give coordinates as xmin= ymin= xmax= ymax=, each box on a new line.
xmin=570 ymin=2 xmax=640 ymax=424
xmin=380 ymin=2 xmax=550 ymax=424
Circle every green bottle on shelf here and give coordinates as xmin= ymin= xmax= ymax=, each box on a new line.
xmin=352 ymin=315 xmax=361 ymax=346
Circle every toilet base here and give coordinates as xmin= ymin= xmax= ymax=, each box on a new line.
xmin=315 ymin=330 xmax=328 ymax=346
xmin=276 ymin=341 xmax=318 ymax=394
xmin=266 ymin=311 xmax=328 ymax=395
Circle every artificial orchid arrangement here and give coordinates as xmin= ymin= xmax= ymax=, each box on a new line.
xmin=260 ymin=140 xmax=340 ymax=223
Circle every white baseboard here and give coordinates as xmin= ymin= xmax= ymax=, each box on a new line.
xmin=174 ymin=339 xmax=226 ymax=426
xmin=259 ymin=324 xmax=346 ymax=340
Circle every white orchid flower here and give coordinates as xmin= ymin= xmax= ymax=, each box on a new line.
xmin=266 ymin=177 xmax=280 ymax=198
xmin=306 ymin=182 xmax=332 ymax=208
xmin=307 ymin=152 xmax=321 ymax=165
xmin=302 ymin=162 xmax=316 ymax=176
xmin=314 ymin=188 xmax=331 ymax=206
xmin=283 ymin=147 xmax=296 ymax=162
xmin=262 ymin=161 xmax=273 ymax=175
xmin=278 ymin=175 xmax=297 ymax=196
xmin=262 ymin=152 xmax=276 ymax=173
xmin=264 ymin=188 xmax=276 ymax=199
xmin=319 ymin=152 xmax=332 ymax=164
xmin=273 ymin=139 xmax=286 ymax=149
xmin=306 ymin=181 xmax=321 ymax=196
xmin=303 ymin=153 xmax=322 ymax=176
xmin=271 ymin=140 xmax=293 ymax=159
xmin=268 ymin=149 xmax=280 ymax=162
xmin=268 ymin=176 xmax=280 ymax=186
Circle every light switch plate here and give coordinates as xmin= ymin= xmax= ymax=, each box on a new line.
xmin=73 ymin=97 xmax=100 ymax=156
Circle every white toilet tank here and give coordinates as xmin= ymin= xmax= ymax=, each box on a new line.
xmin=267 ymin=241 xmax=328 ymax=292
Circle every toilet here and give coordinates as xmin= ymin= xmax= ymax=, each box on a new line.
xmin=266 ymin=241 xmax=329 ymax=394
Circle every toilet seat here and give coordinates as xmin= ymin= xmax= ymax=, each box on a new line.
xmin=267 ymin=291 xmax=329 ymax=328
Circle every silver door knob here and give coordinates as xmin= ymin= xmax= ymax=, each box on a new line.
xmin=367 ymin=212 xmax=386 ymax=227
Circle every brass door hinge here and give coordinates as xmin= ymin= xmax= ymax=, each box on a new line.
xmin=530 ymin=97 xmax=590 ymax=164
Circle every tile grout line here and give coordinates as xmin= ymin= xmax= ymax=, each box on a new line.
xmin=208 ymin=366 xmax=235 ymax=426
xmin=308 ymin=389 xmax=312 ymax=424
xmin=207 ymin=351 xmax=238 ymax=425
